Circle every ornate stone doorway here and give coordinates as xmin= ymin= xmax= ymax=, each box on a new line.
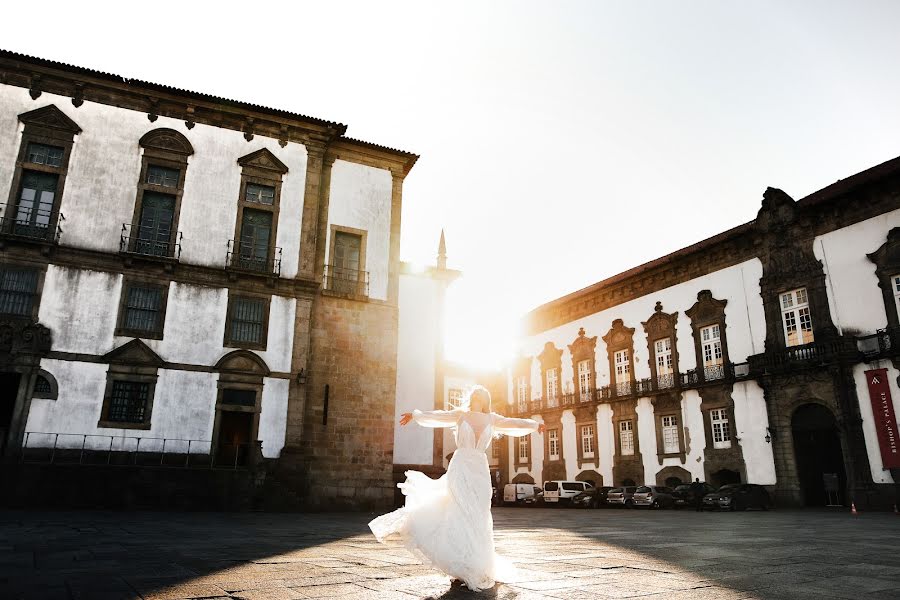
xmin=792 ymin=403 xmax=846 ymax=506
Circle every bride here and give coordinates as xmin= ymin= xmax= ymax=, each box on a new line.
xmin=368 ymin=385 xmax=543 ymax=592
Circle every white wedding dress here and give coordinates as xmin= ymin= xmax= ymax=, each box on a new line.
xmin=369 ymin=409 xmax=539 ymax=592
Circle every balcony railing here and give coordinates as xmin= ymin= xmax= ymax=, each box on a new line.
xmin=324 ymin=265 xmax=369 ymax=297
xmin=857 ymin=327 xmax=897 ymax=359
xmin=119 ymin=223 xmax=182 ymax=260
xmin=517 ymin=399 xmax=529 ymax=414
xmin=227 ymin=240 xmax=282 ymax=276
xmin=0 ymin=203 xmax=63 ymax=243
xmin=561 ymin=392 xmax=576 ymax=406
xmin=748 ymin=338 xmax=859 ymax=374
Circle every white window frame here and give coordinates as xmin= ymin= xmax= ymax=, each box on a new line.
xmin=893 ymin=274 xmax=900 ymax=322
xmin=701 ymin=324 xmax=723 ymax=367
xmin=548 ymin=429 xmax=559 ymax=460
xmin=546 ymin=368 xmax=558 ymax=406
xmin=619 ymin=420 xmax=634 ymax=456
xmin=662 ymin=415 xmax=680 ymax=454
xmin=448 ymin=387 xmax=463 ymax=410
xmin=577 ymin=359 xmax=592 ymax=402
xmin=780 ymin=288 xmax=814 ymax=347
xmin=614 ymin=349 xmax=630 ymax=382
xmin=581 ymin=424 xmax=595 ymax=458
xmin=654 ymin=337 xmax=673 ymax=375
xmin=711 ymin=408 xmax=732 ymax=449
xmin=518 ymin=435 xmax=529 ymax=461
xmin=516 ymin=376 xmax=528 ymax=412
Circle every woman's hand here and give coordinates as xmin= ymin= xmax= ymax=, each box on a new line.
xmin=538 ymin=423 xmax=545 ymax=434
xmin=399 ymin=412 xmax=413 ymax=426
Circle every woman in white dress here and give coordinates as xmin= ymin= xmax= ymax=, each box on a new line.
xmin=369 ymin=385 xmax=543 ymax=592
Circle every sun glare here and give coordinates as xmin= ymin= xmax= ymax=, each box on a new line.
xmin=443 ymin=281 xmax=518 ymax=372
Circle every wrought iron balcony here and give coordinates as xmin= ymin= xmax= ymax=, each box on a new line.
xmin=530 ymin=397 xmax=543 ymax=412
xmin=561 ymin=392 xmax=576 ymax=406
xmin=119 ymin=223 xmax=182 ymax=260
xmin=748 ymin=337 xmax=859 ymax=374
xmin=516 ymin=399 xmax=529 ymax=414
xmin=227 ymin=240 xmax=282 ymax=276
xmin=323 ymin=265 xmax=369 ymax=297
xmin=0 ymin=203 xmax=63 ymax=243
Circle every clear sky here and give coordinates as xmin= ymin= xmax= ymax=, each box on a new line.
xmin=7 ymin=1 xmax=900 ymax=368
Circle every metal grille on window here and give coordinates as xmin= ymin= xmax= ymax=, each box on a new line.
xmin=548 ymin=429 xmax=559 ymax=459
xmin=662 ymin=415 xmax=679 ymax=453
xmin=582 ymin=424 xmax=594 ymax=456
xmin=701 ymin=324 xmax=724 ymax=380
xmin=578 ymin=360 xmax=592 ymax=402
xmin=231 ymin=298 xmax=265 ymax=343
xmin=146 ymin=165 xmax=180 ymax=187
xmin=124 ymin=285 xmax=162 ymax=333
xmin=245 ymin=183 xmax=276 ymax=205
xmin=619 ymin=420 xmax=634 ymax=455
xmin=655 ymin=337 xmax=674 ymax=388
xmin=711 ymin=409 xmax=732 ymax=449
xmin=518 ymin=435 xmax=528 ymax=460
xmin=34 ymin=375 xmax=52 ymax=394
xmin=0 ymin=267 xmax=38 ymax=316
xmin=26 ymin=142 xmax=64 ymax=167
xmin=546 ymin=368 xmax=558 ymax=406
xmin=108 ymin=380 xmax=149 ymax=423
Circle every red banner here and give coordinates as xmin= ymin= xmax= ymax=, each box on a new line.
xmin=866 ymin=369 xmax=900 ymax=470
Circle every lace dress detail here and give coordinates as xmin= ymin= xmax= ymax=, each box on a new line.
xmin=369 ymin=411 xmax=538 ymax=592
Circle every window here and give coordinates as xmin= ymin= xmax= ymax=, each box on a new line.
xmin=518 ymin=435 xmax=529 ymax=461
xmin=662 ymin=415 xmax=679 ymax=454
xmin=577 ymin=360 xmax=592 ymax=402
xmin=614 ymin=349 xmax=631 ymax=394
xmin=127 ymin=129 xmax=193 ymax=259
xmin=655 ymin=338 xmax=673 ymax=375
xmin=491 ymin=440 xmax=501 ymax=461
xmin=117 ymin=282 xmax=167 ymax=339
xmin=701 ymin=324 xmax=723 ymax=366
xmin=231 ymin=148 xmax=287 ymax=275
xmin=711 ymin=409 xmax=732 ymax=449
xmin=448 ymin=387 xmax=463 ymax=409
xmin=327 ymin=228 xmax=367 ymax=296
xmin=26 ymin=142 xmax=64 ymax=167
xmin=0 ymin=266 xmax=39 ymax=317
xmin=619 ymin=420 xmax=634 ymax=456
xmin=581 ymin=424 xmax=595 ymax=458
xmin=222 ymin=388 xmax=257 ymax=406
xmin=224 ymin=295 xmax=270 ymax=350
xmin=516 ymin=376 xmax=528 ymax=412
xmin=893 ymin=274 xmax=900 ymax=322
xmin=548 ymin=429 xmax=559 ymax=460
xmin=781 ymin=288 xmax=814 ymax=346
xmin=107 ymin=381 xmax=151 ymax=424
xmin=546 ymin=368 xmax=558 ymax=406
xmin=245 ymin=183 xmax=275 ymax=205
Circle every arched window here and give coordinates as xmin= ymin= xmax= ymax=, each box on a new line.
xmin=32 ymin=369 xmax=58 ymax=400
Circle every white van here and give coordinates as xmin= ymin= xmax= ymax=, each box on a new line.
xmin=543 ymin=480 xmax=593 ymax=505
xmin=503 ymin=483 xmax=539 ymax=505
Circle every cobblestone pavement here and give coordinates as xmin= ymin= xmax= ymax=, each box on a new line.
xmin=1 ymin=507 xmax=899 ymax=599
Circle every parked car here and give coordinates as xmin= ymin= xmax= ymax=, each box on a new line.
xmin=606 ymin=486 xmax=638 ymax=508
xmin=503 ymin=483 xmax=540 ymax=505
xmin=702 ymin=483 xmax=772 ymax=511
xmin=523 ymin=489 xmax=544 ymax=506
xmin=543 ymin=480 xmax=593 ymax=506
xmin=632 ymin=485 xmax=676 ymax=509
xmin=672 ymin=483 xmax=717 ymax=508
xmin=572 ymin=486 xmax=615 ymax=508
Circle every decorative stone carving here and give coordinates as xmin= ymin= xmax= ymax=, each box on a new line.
xmin=18 ymin=104 xmax=82 ymax=135
xmin=103 ymin=339 xmax=164 ymax=367
xmin=215 ymin=349 xmax=271 ymax=377
xmin=237 ymin=147 xmax=289 ymax=175
xmin=139 ymin=128 xmax=194 ymax=157
xmin=0 ymin=321 xmax=52 ymax=358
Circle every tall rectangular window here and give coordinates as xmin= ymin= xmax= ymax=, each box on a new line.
xmin=619 ymin=420 xmax=634 ymax=456
xmin=711 ymin=409 xmax=732 ymax=449
xmin=893 ymin=274 xmax=900 ymax=322
xmin=107 ymin=380 xmax=150 ymax=424
xmin=581 ymin=424 xmax=595 ymax=458
xmin=328 ymin=230 xmax=363 ymax=294
xmin=655 ymin=338 xmax=673 ymax=375
xmin=518 ymin=435 xmax=529 ymax=461
xmin=26 ymin=142 xmax=64 ymax=167
xmin=15 ymin=170 xmax=58 ymax=239
xmin=0 ymin=266 xmax=38 ymax=317
xmin=225 ymin=296 xmax=269 ymax=349
xmin=614 ymin=349 xmax=631 ymax=394
xmin=448 ymin=388 xmax=463 ymax=410
xmin=577 ymin=360 xmax=592 ymax=402
xmin=548 ymin=429 xmax=559 ymax=460
xmin=119 ymin=283 xmax=166 ymax=338
xmin=781 ymin=288 xmax=814 ymax=346
xmin=701 ymin=324 xmax=723 ymax=366
xmin=237 ymin=209 xmax=273 ymax=271
xmin=546 ymin=368 xmax=558 ymax=406
xmin=516 ymin=376 xmax=528 ymax=412
xmin=662 ymin=415 xmax=680 ymax=453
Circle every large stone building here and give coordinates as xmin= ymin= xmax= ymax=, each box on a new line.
xmin=0 ymin=49 xmax=456 ymax=510
xmin=500 ymin=159 xmax=900 ymax=508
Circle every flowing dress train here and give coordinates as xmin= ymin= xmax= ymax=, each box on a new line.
xmin=369 ymin=410 xmax=538 ymax=592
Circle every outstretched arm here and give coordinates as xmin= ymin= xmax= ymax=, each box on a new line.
xmin=493 ymin=415 xmax=544 ymax=437
xmin=399 ymin=408 xmax=461 ymax=428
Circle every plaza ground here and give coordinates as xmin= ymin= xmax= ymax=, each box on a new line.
xmin=1 ymin=507 xmax=898 ymax=600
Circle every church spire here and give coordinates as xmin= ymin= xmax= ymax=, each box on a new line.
xmin=437 ymin=229 xmax=447 ymax=270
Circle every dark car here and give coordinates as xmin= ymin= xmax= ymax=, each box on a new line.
xmin=573 ymin=486 xmax=615 ymax=509
xmin=632 ymin=485 xmax=676 ymax=509
xmin=702 ymin=483 xmax=772 ymax=511
xmin=606 ymin=486 xmax=638 ymax=508
xmin=672 ymin=483 xmax=717 ymax=508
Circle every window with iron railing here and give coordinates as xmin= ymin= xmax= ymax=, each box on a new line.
xmin=781 ymin=288 xmax=814 ymax=346
xmin=893 ymin=274 xmax=900 ymax=323
xmin=546 ymin=368 xmax=559 ymax=407
xmin=516 ymin=377 xmax=528 ymax=413
xmin=226 ymin=296 xmax=268 ymax=348
xmin=119 ymin=283 xmax=166 ymax=338
xmin=0 ymin=266 xmax=39 ymax=317
xmin=107 ymin=381 xmax=150 ymax=424
xmin=655 ymin=337 xmax=674 ymax=389
xmin=614 ymin=349 xmax=631 ymax=395
xmin=578 ymin=360 xmax=592 ymax=402
xmin=701 ymin=324 xmax=725 ymax=381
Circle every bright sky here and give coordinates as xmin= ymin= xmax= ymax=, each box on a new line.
xmin=7 ymin=1 xmax=900 ymax=369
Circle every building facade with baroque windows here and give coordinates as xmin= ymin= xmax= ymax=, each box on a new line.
xmin=0 ymin=49 xmax=430 ymax=509
xmin=503 ymin=157 xmax=900 ymax=508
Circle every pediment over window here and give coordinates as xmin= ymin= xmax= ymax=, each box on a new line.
xmin=868 ymin=227 xmax=900 ymax=273
xmin=602 ymin=319 xmax=635 ymax=350
xmin=568 ymin=327 xmax=597 ymax=361
xmin=18 ymin=104 xmax=82 ymax=135
xmin=139 ymin=128 xmax=194 ymax=156
xmin=755 ymin=187 xmax=797 ymax=233
xmin=537 ymin=341 xmax=563 ymax=369
xmin=237 ymin=148 xmax=289 ymax=174
xmin=103 ymin=339 xmax=164 ymax=367
xmin=215 ymin=350 xmax=270 ymax=376
xmin=685 ymin=290 xmax=727 ymax=326
xmin=642 ymin=301 xmax=678 ymax=338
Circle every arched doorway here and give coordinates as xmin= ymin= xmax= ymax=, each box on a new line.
xmin=512 ymin=473 xmax=534 ymax=484
xmin=710 ymin=468 xmax=741 ymax=488
xmin=792 ymin=403 xmax=846 ymax=506
xmin=576 ymin=470 xmax=603 ymax=487
xmin=656 ymin=466 xmax=691 ymax=488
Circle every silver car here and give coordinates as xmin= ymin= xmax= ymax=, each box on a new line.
xmin=632 ymin=485 xmax=675 ymax=509
xmin=606 ymin=486 xmax=638 ymax=508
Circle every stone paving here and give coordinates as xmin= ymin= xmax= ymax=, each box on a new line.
xmin=1 ymin=507 xmax=899 ymax=599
